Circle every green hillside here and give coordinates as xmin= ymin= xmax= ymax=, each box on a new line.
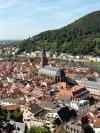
xmin=18 ymin=10 xmax=100 ymax=56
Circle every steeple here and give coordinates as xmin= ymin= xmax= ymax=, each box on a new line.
xmin=40 ymin=44 xmax=48 ymax=67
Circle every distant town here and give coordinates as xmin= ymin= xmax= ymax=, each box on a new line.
xmin=0 ymin=5 xmax=100 ymax=133
xmin=0 ymin=45 xmax=100 ymax=133
xmin=0 ymin=40 xmax=100 ymax=62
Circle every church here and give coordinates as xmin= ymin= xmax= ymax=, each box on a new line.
xmin=38 ymin=49 xmax=66 ymax=83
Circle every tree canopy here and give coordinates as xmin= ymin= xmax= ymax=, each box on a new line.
xmin=28 ymin=125 xmax=51 ymax=133
xmin=17 ymin=10 xmax=100 ymax=56
xmin=83 ymin=125 xmax=95 ymax=133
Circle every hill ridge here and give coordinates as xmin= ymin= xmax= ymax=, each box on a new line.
xmin=18 ymin=10 xmax=100 ymax=56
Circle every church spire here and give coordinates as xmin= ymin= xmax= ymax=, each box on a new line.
xmin=40 ymin=44 xmax=48 ymax=67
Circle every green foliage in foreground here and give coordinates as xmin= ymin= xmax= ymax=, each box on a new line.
xmin=0 ymin=107 xmax=23 ymax=122
xmin=0 ymin=108 xmax=15 ymax=133
xmin=83 ymin=125 xmax=95 ymax=133
xmin=10 ymin=108 xmax=23 ymax=122
xmin=59 ymin=128 xmax=69 ymax=133
xmin=28 ymin=125 xmax=51 ymax=133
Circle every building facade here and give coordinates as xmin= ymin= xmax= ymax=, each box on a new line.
xmin=78 ymin=78 xmax=100 ymax=100
xmin=38 ymin=49 xmax=66 ymax=83
xmin=68 ymin=99 xmax=90 ymax=115
xmin=64 ymin=121 xmax=84 ymax=133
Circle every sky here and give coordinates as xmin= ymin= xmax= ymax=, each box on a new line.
xmin=0 ymin=0 xmax=100 ymax=40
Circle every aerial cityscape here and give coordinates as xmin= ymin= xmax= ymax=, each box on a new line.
xmin=0 ymin=0 xmax=100 ymax=133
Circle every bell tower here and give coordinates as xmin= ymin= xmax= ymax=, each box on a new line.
xmin=40 ymin=44 xmax=48 ymax=67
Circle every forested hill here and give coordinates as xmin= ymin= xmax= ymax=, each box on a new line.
xmin=18 ymin=10 xmax=100 ymax=56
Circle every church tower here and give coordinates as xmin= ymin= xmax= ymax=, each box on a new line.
xmin=40 ymin=44 xmax=48 ymax=67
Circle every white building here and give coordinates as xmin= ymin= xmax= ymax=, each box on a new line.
xmin=94 ymin=127 xmax=100 ymax=133
xmin=53 ymin=54 xmax=57 ymax=59
xmin=96 ymin=56 xmax=100 ymax=62
xmin=86 ymin=55 xmax=96 ymax=62
xmin=47 ymin=111 xmax=58 ymax=118
xmin=67 ymin=99 xmax=90 ymax=115
xmin=64 ymin=121 xmax=84 ymax=133
xmin=30 ymin=52 xmax=37 ymax=57
xmin=78 ymin=78 xmax=100 ymax=99
xmin=0 ymin=101 xmax=16 ymax=106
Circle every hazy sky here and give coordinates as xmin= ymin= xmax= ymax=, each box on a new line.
xmin=0 ymin=0 xmax=100 ymax=40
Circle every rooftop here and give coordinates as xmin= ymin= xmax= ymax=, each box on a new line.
xmin=38 ymin=65 xmax=62 ymax=77
xmin=43 ymin=65 xmax=60 ymax=71
xmin=1 ymin=104 xmax=20 ymax=111
xmin=71 ymin=85 xmax=85 ymax=92
xmin=29 ymin=103 xmax=43 ymax=115
xmin=81 ymin=78 xmax=100 ymax=89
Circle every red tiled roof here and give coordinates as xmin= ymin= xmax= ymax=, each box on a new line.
xmin=94 ymin=119 xmax=100 ymax=128
xmin=59 ymin=89 xmax=73 ymax=96
xmin=1 ymin=104 xmax=20 ymax=111
xmin=57 ymin=82 xmax=66 ymax=88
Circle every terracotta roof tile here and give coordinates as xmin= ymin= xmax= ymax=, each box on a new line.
xmin=59 ymin=89 xmax=72 ymax=96
xmin=71 ymin=85 xmax=84 ymax=92
xmin=1 ymin=104 xmax=20 ymax=111
xmin=94 ymin=119 xmax=100 ymax=128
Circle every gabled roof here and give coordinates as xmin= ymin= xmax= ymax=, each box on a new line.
xmin=29 ymin=103 xmax=43 ymax=115
xmin=59 ymin=90 xmax=72 ymax=96
xmin=1 ymin=104 xmax=20 ymax=111
xmin=39 ymin=101 xmax=59 ymax=110
xmin=38 ymin=65 xmax=62 ymax=77
xmin=71 ymin=85 xmax=85 ymax=92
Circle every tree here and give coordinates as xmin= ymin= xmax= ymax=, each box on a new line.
xmin=0 ymin=108 xmax=15 ymax=133
xmin=10 ymin=108 xmax=23 ymax=122
xmin=28 ymin=125 xmax=51 ymax=133
xmin=42 ymin=125 xmax=51 ymax=133
xmin=60 ymin=128 xmax=67 ymax=133
xmin=16 ymin=11 xmax=100 ymax=56
xmin=83 ymin=125 xmax=95 ymax=133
